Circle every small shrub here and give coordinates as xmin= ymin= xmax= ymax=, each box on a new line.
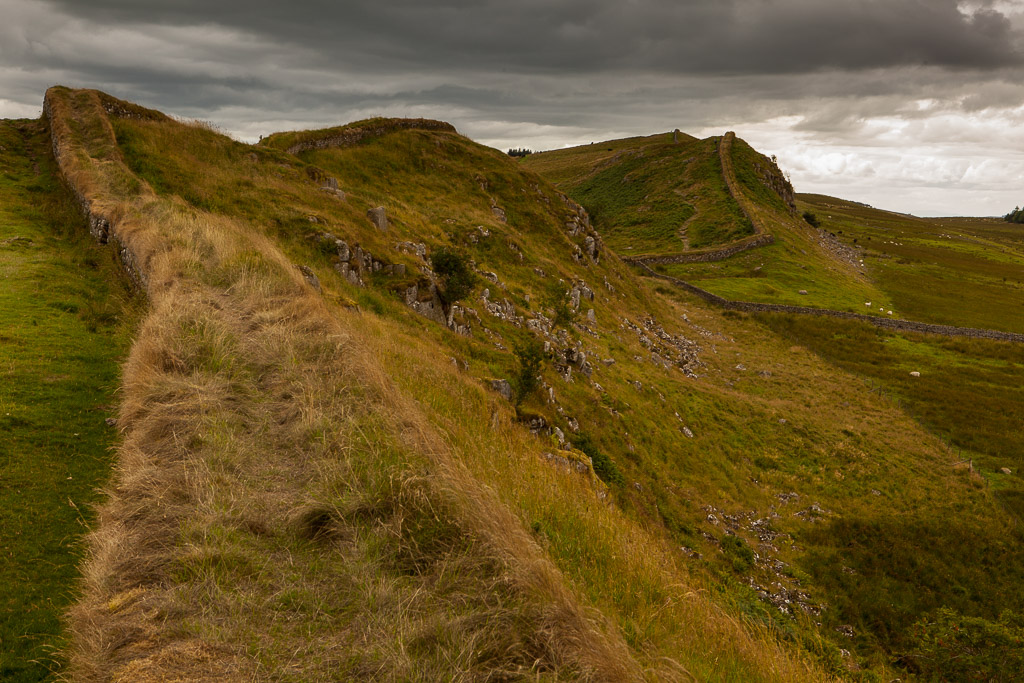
xmin=802 ymin=211 xmax=820 ymax=228
xmin=511 ymin=339 xmax=544 ymax=406
xmin=722 ymin=535 xmax=755 ymax=573
xmin=574 ymin=433 xmax=624 ymax=486
xmin=430 ymin=247 xmax=476 ymax=305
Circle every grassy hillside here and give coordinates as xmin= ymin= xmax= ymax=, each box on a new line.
xmin=0 ymin=119 xmax=137 ymax=681
xmin=798 ymin=194 xmax=1024 ymax=334
xmin=525 ymin=134 xmax=889 ymax=313
xmin=522 ymin=132 xmax=753 ymax=254
xmin=8 ymin=88 xmax=1024 ymax=681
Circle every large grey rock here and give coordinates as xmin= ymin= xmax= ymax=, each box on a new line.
xmin=367 ymin=206 xmax=388 ymax=232
xmin=490 ymin=379 xmax=513 ymax=401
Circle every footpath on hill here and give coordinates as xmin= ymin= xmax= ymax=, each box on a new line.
xmin=0 ymin=119 xmax=135 ymax=681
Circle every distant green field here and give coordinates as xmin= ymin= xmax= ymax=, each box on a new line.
xmin=0 ymin=119 xmax=135 ymax=681
xmin=798 ymin=194 xmax=1024 ymax=334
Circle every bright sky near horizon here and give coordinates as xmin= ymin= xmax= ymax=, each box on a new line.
xmin=3 ymin=0 xmax=1024 ymax=217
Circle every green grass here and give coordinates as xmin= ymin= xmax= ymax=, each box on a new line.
xmin=798 ymin=193 xmax=1024 ymax=334
xmin=756 ymin=312 xmax=1024 ymax=658
xmin=0 ymin=119 xmax=137 ymax=681
xmin=524 ymin=134 xmax=752 ymax=254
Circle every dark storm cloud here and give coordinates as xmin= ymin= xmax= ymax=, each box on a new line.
xmin=39 ymin=0 xmax=1024 ymax=74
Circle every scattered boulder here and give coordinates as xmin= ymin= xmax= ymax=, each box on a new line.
xmin=296 ymin=264 xmax=321 ymax=292
xmin=798 ymin=289 xmax=808 ymax=295
xmin=367 ymin=206 xmax=388 ymax=232
xmin=682 ymin=426 xmax=694 ymax=438
xmin=490 ymin=379 xmax=513 ymax=401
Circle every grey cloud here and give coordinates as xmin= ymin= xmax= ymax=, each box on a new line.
xmin=40 ymin=0 xmax=1024 ymax=75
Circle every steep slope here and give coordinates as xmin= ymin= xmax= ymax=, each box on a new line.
xmin=22 ymin=88 xmax=1024 ymax=681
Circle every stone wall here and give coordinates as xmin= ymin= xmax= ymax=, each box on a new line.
xmin=639 ymin=263 xmax=1024 ymax=344
xmin=625 ymin=233 xmax=775 ymax=266
xmin=43 ymin=89 xmax=148 ymax=291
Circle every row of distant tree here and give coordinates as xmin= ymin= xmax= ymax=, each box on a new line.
xmin=1005 ymin=207 xmax=1024 ymax=223
xmin=507 ymin=148 xmax=533 ymax=157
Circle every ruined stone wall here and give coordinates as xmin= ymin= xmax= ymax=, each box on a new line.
xmin=625 ymin=233 xmax=775 ymax=266
xmin=43 ymin=89 xmax=148 ymax=291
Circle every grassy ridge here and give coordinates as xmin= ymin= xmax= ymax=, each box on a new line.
xmin=526 ymin=133 xmax=885 ymax=314
xmin=523 ymin=134 xmax=752 ymax=254
xmin=0 ymin=119 xmax=136 ymax=681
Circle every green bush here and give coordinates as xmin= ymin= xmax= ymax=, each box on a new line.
xmin=722 ymin=535 xmax=755 ymax=573
xmin=430 ymin=247 xmax=476 ymax=305
xmin=511 ymin=339 xmax=544 ymax=406
xmin=573 ymin=433 xmax=624 ymax=486
xmin=802 ymin=211 xmax=820 ymax=228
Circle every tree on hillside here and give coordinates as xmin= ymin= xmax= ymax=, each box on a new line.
xmin=1005 ymin=206 xmax=1024 ymax=224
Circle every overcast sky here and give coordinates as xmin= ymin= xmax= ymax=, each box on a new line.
xmin=3 ymin=0 xmax=1024 ymax=216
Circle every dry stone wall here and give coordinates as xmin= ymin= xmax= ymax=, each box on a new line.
xmin=43 ymin=89 xmax=149 ymax=291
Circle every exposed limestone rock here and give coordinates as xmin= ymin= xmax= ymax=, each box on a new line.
xmin=490 ymin=379 xmax=513 ymax=401
xmin=403 ymin=280 xmax=447 ymax=326
xmin=367 ymin=206 xmax=388 ymax=232
xmin=295 ymin=265 xmax=321 ymax=292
